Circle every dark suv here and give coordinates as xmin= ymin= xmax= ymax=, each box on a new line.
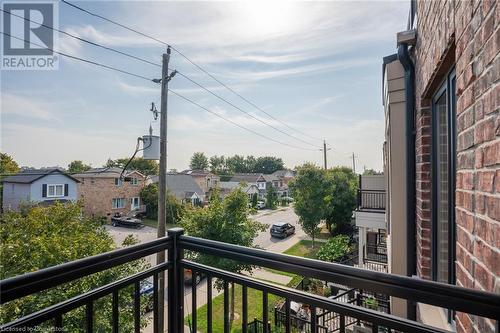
xmin=270 ymin=222 xmax=295 ymax=238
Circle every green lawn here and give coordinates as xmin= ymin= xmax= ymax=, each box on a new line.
xmin=142 ymin=218 xmax=178 ymax=230
xmin=187 ymin=240 xmax=323 ymax=332
xmin=187 ymin=284 xmax=281 ymax=333
xmin=282 ymin=240 xmax=322 ymax=259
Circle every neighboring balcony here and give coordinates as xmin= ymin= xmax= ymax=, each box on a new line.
xmin=1 ymin=228 xmax=499 ymax=333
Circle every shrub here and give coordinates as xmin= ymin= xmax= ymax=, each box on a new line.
xmin=317 ymin=235 xmax=351 ymax=262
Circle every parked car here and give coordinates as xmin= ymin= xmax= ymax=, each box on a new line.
xmin=111 ymin=212 xmax=144 ymax=228
xmin=257 ymin=201 xmax=266 ymax=209
xmin=140 ymin=279 xmax=154 ymax=312
xmin=270 ymin=222 xmax=295 ymax=238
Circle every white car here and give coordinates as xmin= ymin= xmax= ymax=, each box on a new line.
xmin=257 ymin=201 xmax=266 ymax=209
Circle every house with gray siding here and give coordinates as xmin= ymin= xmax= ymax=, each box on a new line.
xmin=1 ymin=168 xmax=79 ymax=211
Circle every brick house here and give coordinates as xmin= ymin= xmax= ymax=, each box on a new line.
xmin=74 ymin=167 xmax=146 ymax=219
xmin=383 ymin=0 xmax=498 ymax=331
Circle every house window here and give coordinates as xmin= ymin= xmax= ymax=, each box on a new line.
xmin=47 ymin=184 xmax=64 ymax=197
xmin=115 ymin=178 xmax=123 ymax=186
xmin=130 ymin=178 xmax=138 ymax=186
xmin=431 ymin=68 xmax=456 ymax=286
xmin=112 ymin=198 xmax=125 ymax=209
xmin=131 ymin=197 xmax=140 ymax=209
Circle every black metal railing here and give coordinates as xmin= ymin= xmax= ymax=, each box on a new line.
xmin=357 ymin=189 xmax=386 ymax=211
xmin=366 ymin=244 xmax=388 ymax=264
xmin=2 ymin=227 xmax=500 ymax=333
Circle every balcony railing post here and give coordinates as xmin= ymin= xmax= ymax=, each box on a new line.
xmin=167 ymin=227 xmax=184 ymax=333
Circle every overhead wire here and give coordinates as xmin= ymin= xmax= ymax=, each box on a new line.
xmin=3 ymin=7 xmax=319 ymax=149
xmin=60 ymin=0 xmax=323 ymax=143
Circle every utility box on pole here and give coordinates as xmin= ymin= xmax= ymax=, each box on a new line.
xmin=142 ymin=135 xmax=160 ymax=160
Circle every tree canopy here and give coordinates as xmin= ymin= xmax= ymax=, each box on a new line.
xmin=0 ymin=202 xmax=149 ymax=330
xmin=205 ymin=153 xmax=285 ymax=175
xmin=181 ymin=188 xmax=265 ymax=274
xmin=67 ymin=160 xmax=91 ymax=173
xmin=189 ymin=152 xmax=209 ymax=170
xmin=140 ymin=183 xmax=185 ymax=225
xmin=106 ymin=157 xmax=158 ymax=175
xmin=289 ymin=163 xmax=329 ymax=246
xmin=323 ymin=167 xmax=358 ymax=235
xmin=0 ymin=152 xmax=19 ymax=175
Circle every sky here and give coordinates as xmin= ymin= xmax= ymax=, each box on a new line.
xmin=1 ymin=0 xmax=409 ymax=172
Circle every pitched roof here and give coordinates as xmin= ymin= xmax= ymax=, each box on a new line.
xmin=180 ymin=169 xmax=214 ymax=177
xmin=1 ymin=168 xmax=79 ymax=184
xmin=229 ymin=173 xmax=265 ymax=183
xmin=73 ymin=167 xmax=145 ymax=179
xmin=148 ymin=174 xmax=205 ymax=200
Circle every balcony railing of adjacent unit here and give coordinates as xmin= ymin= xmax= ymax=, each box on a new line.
xmin=2 ymin=227 xmax=500 ymax=333
xmin=357 ymin=189 xmax=386 ymax=211
xmin=365 ymin=244 xmax=388 ymax=264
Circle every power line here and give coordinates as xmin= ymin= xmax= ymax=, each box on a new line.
xmin=2 ymin=32 xmax=316 ymax=152
xmin=168 ymin=89 xmax=318 ymax=151
xmin=60 ymin=0 xmax=322 ymax=142
xmin=0 ymin=8 xmax=161 ymax=68
xmin=3 ymin=8 xmax=319 ymax=148
xmin=175 ymin=71 xmax=320 ymax=148
xmin=0 ymin=32 xmax=155 ymax=82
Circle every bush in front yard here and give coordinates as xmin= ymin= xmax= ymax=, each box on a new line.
xmin=317 ymin=235 xmax=351 ymax=262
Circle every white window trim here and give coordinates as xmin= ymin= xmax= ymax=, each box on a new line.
xmin=115 ymin=178 xmax=123 ymax=187
xmin=112 ymin=198 xmax=125 ymax=209
xmin=131 ymin=197 xmax=140 ymax=208
xmin=47 ymin=184 xmax=65 ymax=198
xmin=131 ymin=177 xmax=139 ymax=186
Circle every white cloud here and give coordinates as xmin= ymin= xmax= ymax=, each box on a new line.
xmin=1 ymin=93 xmax=61 ymax=122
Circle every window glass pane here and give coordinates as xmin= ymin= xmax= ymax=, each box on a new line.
xmin=48 ymin=186 xmax=55 ymax=196
xmin=435 ymin=92 xmax=449 ymax=284
xmin=56 ymin=185 xmax=63 ymax=196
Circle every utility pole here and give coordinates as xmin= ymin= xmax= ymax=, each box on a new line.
xmin=320 ymin=140 xmax=331 ymax=170
xmin=351 ymin=153 xmax=357 ymax=174
xmin=156 ymin=47 xmax=176 ymax=332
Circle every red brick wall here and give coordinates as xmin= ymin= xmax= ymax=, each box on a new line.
xmin=414 ymin=1 xmax=499 ymax=332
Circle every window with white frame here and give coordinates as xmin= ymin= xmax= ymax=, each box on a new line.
xmin=130 ymin=177 xmax=139 ymax=186
xmin=48 ymin=184 xmax=64 ymax=197
xmin=114 ymin=178 xmax=123 ymax=186
xmin=131 ymin=197 xmax=140 ymax=208
xmin=112 ymin=198 xmax=125 ymax=209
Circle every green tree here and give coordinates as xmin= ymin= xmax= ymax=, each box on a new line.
xmin=317 ymin=235 xmax=352 ymax=262
xmin=106 ymin=157 xmax=158 ymax=175
xmin=190 ymin=152 xmax=209 ymax=170
xmin=209 ymin=155 xmax=226 ymax=174
xmin=0 ymin=153 xmax=20 ymax=212
xmin=0 ymin=153 xmax=19 ymax=175
xmin=251 ymin=193 xmax=258 ymax=208
xmin=0 ymin=202 xmax=149 ymax=330
xmin=181 ymin=188 xmax=266 ymax=323
xmin=266 ymin=185 xmax=278 ymax=209
xmin=67 ymin=160 xmax=91 ymax=173
xmin=253 ymin=156 xmax=284 ymax=174
xmin=140 ymin=183 xmax=185 ymax=225
xmin=324 ymin=167 xmax=358 ymax=236
xmin=289 ymin=164 xmax=328 ymax=247
xmin=363 ymin=168 xmax=383 ymax=175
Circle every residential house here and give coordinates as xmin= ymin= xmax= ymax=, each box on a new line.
xmin=264 ymin=169 xmax=295 ymax=198
xmin=1 ymin=168 xmax=79 ymax=211
xmin=73 ymin=167 xmax=146 ymax=219
xmin=180 ymin=169 xmax=219 ymax=197
xmin=382 ymin=1 xmax=499 ymax=331
xmin=228 ymin=173 xmax=267 ymax=198
xmin=149 ymin=173 xmax=205 ymax=205
xmin=219 ymin=181 xmax=259 ymax=200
